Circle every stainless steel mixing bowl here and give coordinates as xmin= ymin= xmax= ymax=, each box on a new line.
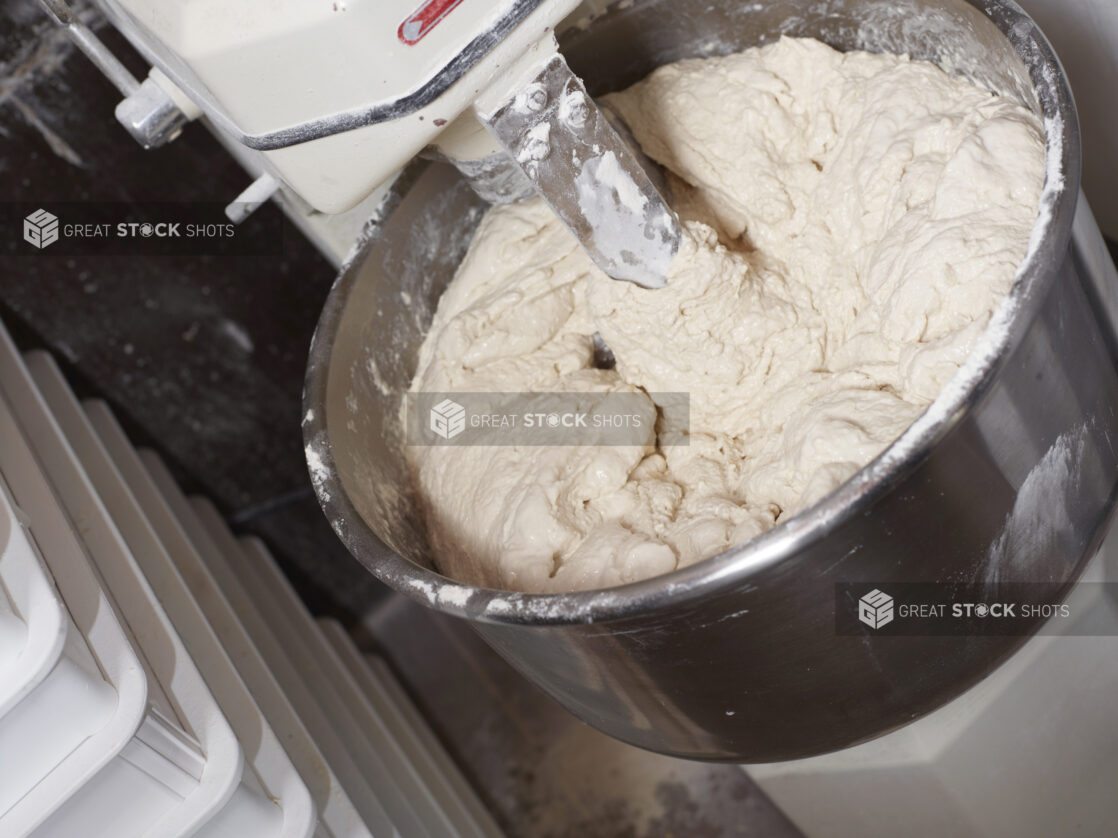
xmin=304 ymin=0 xmax=1118 ymax=761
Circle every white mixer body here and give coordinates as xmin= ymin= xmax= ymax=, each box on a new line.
xmin=94 ymin=0 xmax=580 ymax=213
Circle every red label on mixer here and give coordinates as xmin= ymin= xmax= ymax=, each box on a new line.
xmin=398 ymin=0 xmax=466 ymax=44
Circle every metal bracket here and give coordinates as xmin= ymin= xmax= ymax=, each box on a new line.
xmin=37 ymin=0 xmax=191 ymax=149
xmin=475 ymin=54 xmax=681 ymax=288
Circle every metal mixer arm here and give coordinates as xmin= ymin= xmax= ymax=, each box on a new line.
xmin=474 ymin=51 xmax=682 ymax=289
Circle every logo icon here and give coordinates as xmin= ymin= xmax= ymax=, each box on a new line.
xmin=858 ymin=589 xmax=894 ymax=629
xmin=429 ymin=398 xmax=466 ymax=440
xmin=23 ymin=209 xmax=59 ymax=249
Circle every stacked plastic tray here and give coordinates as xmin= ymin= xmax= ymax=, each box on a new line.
xmin=0 ymin=318 xmax=502 ymax=838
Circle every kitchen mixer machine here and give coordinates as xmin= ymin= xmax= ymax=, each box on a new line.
xmin=35 ymin=0 xmax=1118 ymax=835
xmin=37 ymin=0 xmax=682 ymax=287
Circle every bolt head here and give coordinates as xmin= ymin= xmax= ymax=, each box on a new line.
xmin=561 ymin=93 xmax=589 ymax=127
xmin=523 ymin=83 xmax=548 ymax=112
xmin=523 ymin=136 xmax=550 ymax=161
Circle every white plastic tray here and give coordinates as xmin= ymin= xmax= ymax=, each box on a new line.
xmin=80 ymin=401 xmax=317 ymax=838
xmin=138 ymin=450 xmax=386 ymax=838
xmin=185 ymin=497 xmax=440 ymax=837
xmin=0 ymin=389 xmax=147 ymax=834
xmin=237 ymin=534 xmax=502 ymax=838
xmin=36 ymin=711 xmax=207 ymax=838
xmin=362 ymin=654 xmax=503 ymax=838
xmin=0 ymin=583 xmax=20 ymax=679
xmin=73 ymin=400 xmax=306 ymax=838
xmin=315 ymin=619 xmax=504 ymax=838
xmin=19 ymin=350 xmax=246 ymax=837
xmin=226 ymin=516 xmax=498 ymax=838
xmin=197 ymin=506 xmax=428 ymax=838
xmin=0 ymin=597 xmax=117 ymax=818
xmin=0 ymin=471 xmax=66 ymax=720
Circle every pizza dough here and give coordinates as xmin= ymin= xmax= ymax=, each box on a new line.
xmin=407 ymin=36 xmax=1045 ymax=593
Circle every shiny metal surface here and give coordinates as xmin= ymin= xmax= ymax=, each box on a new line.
xmin=476 ymin=53 xmax=681 ymax=288
xmin=305 ymin=0 xmax=1118 ymax=761
xmin=114 ymin=77 xmax=190 ymax=149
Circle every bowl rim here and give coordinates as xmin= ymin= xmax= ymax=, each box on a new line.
xmin=304 ymin=0 xmax=1082 ymax=626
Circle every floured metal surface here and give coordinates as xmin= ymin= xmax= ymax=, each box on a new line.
xmin=477 ymin=53 xmax=680 ymax=288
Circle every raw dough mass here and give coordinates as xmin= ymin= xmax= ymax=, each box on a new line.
xmin=408 ymin=37 xmax=1045 ymax=593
